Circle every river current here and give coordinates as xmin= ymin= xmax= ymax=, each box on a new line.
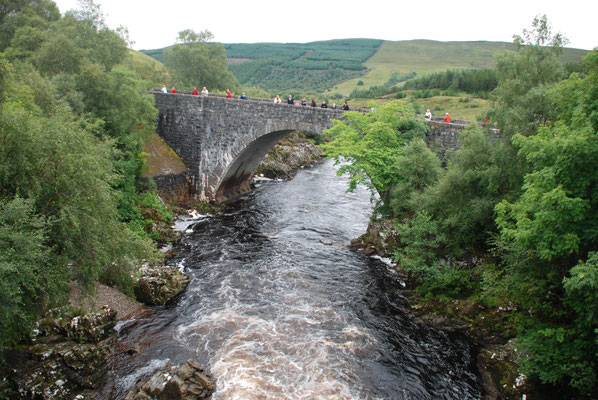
xmin=106 ymin=159 xmax=482 ymax=399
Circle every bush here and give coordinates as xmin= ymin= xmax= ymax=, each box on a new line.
xmin=0 ymin=197 xmax=63 ymax=353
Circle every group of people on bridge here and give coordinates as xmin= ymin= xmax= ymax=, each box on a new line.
xmin=274 ymin=94 xmax=349 ymax=111
xmin=425 ymin=108 xmax=452 ymax=123
xmin=160 ymin=85 xmax=350 ymax=111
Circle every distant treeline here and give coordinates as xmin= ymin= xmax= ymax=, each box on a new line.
xmin=402 ymin=68 xmax=498 ymax=94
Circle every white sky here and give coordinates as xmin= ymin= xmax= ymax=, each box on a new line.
xmin=53 ymin=0 xmax=597 ymax=51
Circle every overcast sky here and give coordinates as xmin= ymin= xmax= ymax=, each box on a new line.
xmin=53 ymin=0 xmax=597 ymax=51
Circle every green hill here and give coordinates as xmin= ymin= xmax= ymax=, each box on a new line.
xmin=127 ymin=49 xmax=171 ymax=87
xmin=140 ymin=39 xmax=588 ymax=95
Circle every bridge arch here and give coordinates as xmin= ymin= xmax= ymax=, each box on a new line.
xmin=153 ymin=91 xmax=344 ymax=203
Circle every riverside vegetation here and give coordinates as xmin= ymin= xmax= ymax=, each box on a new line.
xmin=322 ymin=16 xmax=598 ymax=398
xmin=0 ymin=0 xmax=234 ymax=393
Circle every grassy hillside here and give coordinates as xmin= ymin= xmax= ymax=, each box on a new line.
xmin=127 ymin=49 xmax=171 ymax=87
xmin=325 ymin=40 xmax=588 ymax=95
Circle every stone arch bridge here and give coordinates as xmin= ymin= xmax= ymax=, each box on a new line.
xmin=152 ymin=91 xmax=482 ymax=203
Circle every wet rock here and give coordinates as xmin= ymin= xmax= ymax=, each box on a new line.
xmin=134 ymin=266 xmax=190 ymax=306
xmin=477 ymin=340 xmax=528 ymax=400
xmin=254 ymin=134 xmax=323 ymax=180
xmin=65 ymin=306 xmax=117 ymax=343
xmin=351 ymin=219 xmax=398 ymax=257
xmin=124 ymin=359 xmax=214 ymax=400
xmin=1 ymin=308 xmax=117 ymax=399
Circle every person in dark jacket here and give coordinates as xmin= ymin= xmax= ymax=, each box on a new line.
xmin=310 ymin=98 xmax=317 ymax=107
xmin=321 ymin=101 xmax=327 ymax=108
xmin=287 ymin=95 xmax=294 ymax=105
xmin=342 ymin=101 xmax=349 ymax=110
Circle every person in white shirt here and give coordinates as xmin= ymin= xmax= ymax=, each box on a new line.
xmin=425 ymin=109 xmax=432 ymax=120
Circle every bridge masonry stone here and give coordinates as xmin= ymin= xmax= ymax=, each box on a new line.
xmin=152 ymin=91 xmax=498 ymax=203
xmin=154 ymin=92 xmax=344 ymax=203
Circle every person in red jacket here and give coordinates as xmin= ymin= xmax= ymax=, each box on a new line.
xmin=191 ymin=87 xmax=199 ymax=96
xmin=226 ymin=89 xmax=232 ymax=98
xmin=443 ymin=112 xmax=451 ymax=123
xmin=171 ymin=87 xmax=176 ymax=94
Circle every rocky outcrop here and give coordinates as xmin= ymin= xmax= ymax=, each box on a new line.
xmin=124 ymin=359 xmax=214 ymax=400
xmin=134 ymin=266 xmax=190 ymax=306
xmin=254 ymin=132 xmax=323 ymax=180
xmin=0 ymin=307 xmax=117 ymax=399
xmin=349 ymin=219 xmax=398 ymax=257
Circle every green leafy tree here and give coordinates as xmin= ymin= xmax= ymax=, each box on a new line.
xmin=0 ymin=0 xmax=59 ymax=51
xmin=494 ymin=49 xmax=598 ymax=396
xmin=389 ymin=138 xmax=442 ymax=217
xmin=0 ymin=197 xmax=60 ymax=353
xmin=418 ymin=126 xmax=524 ymax=252
xmin=321 ymin=101 xmax=428 ymax=210
xmin=165 ymin=28 xmax=239 ymax=90
xmin=489 ymin=15 xmax=567 ymax=137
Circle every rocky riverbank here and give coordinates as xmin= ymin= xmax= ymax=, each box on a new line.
xmin=350 ymin=219 xmax=530 ymax=400
xmin=0 ymin=263 xmax=201 ymax=399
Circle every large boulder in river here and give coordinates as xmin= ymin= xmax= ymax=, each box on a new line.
xmin=124 ymin=359 xmax=214 ymax=400
xmin=134 ymin=266 xmax=190 ymax=306
xmin=254 ymin=132 xmax=323 ymax=180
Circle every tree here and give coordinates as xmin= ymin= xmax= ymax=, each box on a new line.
xmin=489 ymin=15 xmax=567 ymax=137
xmin=0 ymin=0 xmax=59 ymax=51
xmin=494 ymin=49 xmax=598 ymax=396
xmin=418 ymin=126 xmax=524 ymax=252
xmin=165 ymin=28 xmax=239 ymax=90
xmin=389 ymin=138 xmax=441 ymax=217
xmin=321 ymin=101 xmax=428 ymax=211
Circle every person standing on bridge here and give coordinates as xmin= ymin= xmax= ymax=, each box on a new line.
xmin=444 ymin=112 xmax=451 ymax=123
xmin=425 ymin=109 xmax=432 ymax=120
xmin=274 ymin=95 xmax=281 ymax=104
xmin=342 ymin=101 xmax=349 ymax=110
xmin=321 ymin=100 xmax=328 ymax=108
xmin=191 ymin=87 xmax=199 ymax=96
xmin=161 ymin=85 xmax=167 ymax=93
xmin=201 ymin=87 xmax=209 ymax=97
xmin=287 ymin=95 xmax=294 ymax=105
xmin=226 ymin=89 xmax=232 ymax=98
xmin=240 ymin=92 xmax=247 ymax=100
xmin=301 ymin=97 xmax=307 ymax=106
xmin=171 ymin=86 xmax=177 ymax=94
xmin=310 ymin=98 xmax=317 ymax=107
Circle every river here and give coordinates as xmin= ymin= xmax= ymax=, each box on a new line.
xmin=105 ymin=159 xmax=482 ymax=399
